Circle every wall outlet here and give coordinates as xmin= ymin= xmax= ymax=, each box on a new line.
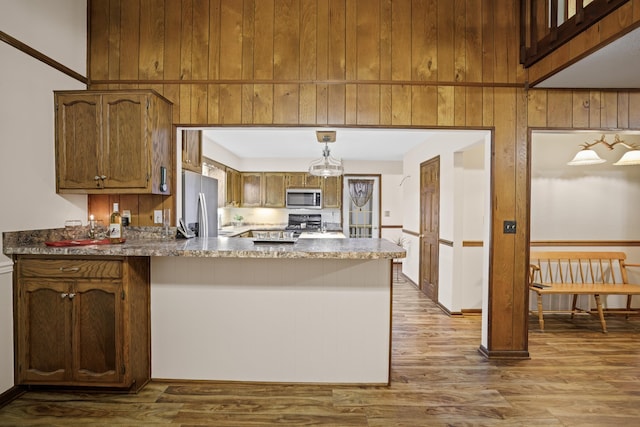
xmin=154 ymin=210 xmax=163 ymax=224
xmin=503 ymin=220 xmax=516 ymax=234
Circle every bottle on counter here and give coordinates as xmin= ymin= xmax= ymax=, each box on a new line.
xmin=109 ymin=203 xmax=124 ymax=243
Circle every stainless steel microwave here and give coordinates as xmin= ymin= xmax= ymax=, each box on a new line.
xmin=286 ymin=188 xmax=322 ymax=209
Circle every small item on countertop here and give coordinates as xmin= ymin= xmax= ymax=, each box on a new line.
xmin=45 ymin=238 xmax=125 ymax=247
xmin=109 ymin=203 xmax=124 ymax=244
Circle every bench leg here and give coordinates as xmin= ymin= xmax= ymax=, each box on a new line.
xmin=571 ymin=294 xmax=578 ymax=319
xmin=594 ymin=294 xmax=607 ymax=333
xmin=626 ymin=295 xmax=632 ymax=320
xmin=536 ymin=293 xmax=545 ymax=332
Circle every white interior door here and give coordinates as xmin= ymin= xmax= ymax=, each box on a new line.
xmin=342 ymin=175 xmax=380 ymax=238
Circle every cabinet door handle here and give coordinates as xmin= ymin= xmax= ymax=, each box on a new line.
xmin=61 ymin=293 xmax=68 ymax=299
xmin=68 ymin=293 xmax=76 ymax=300
xmin=100 ymin=175 xmax=107 ymax=180
xmin=59 ymin=267 xmax=80 ymax=272
xmin=94 ymin=176 xmax=100 ymax=181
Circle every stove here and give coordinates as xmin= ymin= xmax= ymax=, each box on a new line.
xmin=285 ymin=213 xmax=322 ymax=235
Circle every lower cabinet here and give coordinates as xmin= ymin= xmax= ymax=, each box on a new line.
xmin=14 ymin=256 xmax=150 ymax=391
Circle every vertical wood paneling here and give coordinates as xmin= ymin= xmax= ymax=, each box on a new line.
xmin=453 ymin=0 xmax=465 ymax=82
xmin=242 ymin=84 xmax=254 ymax=123
xmin=345 ymin=84 xmax=357 ymax=123
xmin=192 ymin=0 xmax=210 ymax=80
xmin=139 ymin=0 xmax=165 ymax=80
xmin=379 ymin=0 xmax=392 ymax=81
xmin=120 ymin=0 xmax=140 ymax=80
xmin=589 ymin=91 xmax=602 ymax=128
xmin=219 ymin=84 xmax=242 ymax=123
xmin=481 ymin=0 xmax=494 ymax=83
xmin=108 ymin=0 xmax=122 ymax=80
xmin=546 ymin=90 xmax=573 ymax=127
xmin=412 ymin=86 xmax=437 ymax=125
xmin=465 ymin=0 xmax=482 ymax=83
xmin=90 ymin=0 xmax=110 ymax=80
xmin=392 ymin=0 xmax=411 ymax=81
xmin=411 ymin=0 xmax=438 ymax=81
xmin=328 ymin=0 xmax=346 ymax=80
xmin=242 ymin=0 xmax=255 ymax=80
xmin=356 ymin=0 xmax=380 ymax=80
xmin=392 ymin=85 xmax=412 ymax=125
xmin=437 ymin=0 xmax=454 ymax=82
xmin=208 ymin=0 xmax=221 ymax=80
xmin=274 ymin=0 xmax=300 ymax=80
xmin=527 ymin=90 xmax=547 ymax=128
xmin=299 ymin=84 xmax=317 ymax=124
xmin=300 ymin=0 xmax=318 ymax=80
xmin=437 ymin=86 xmax=454 ymax=126
xmin=316 ymin=84 xmax=328 ymax=124
xmin=482 ymin=87 xmax=494 ymax=127
xmin=601 ymin=92 xmax=619 ymax=128
xmin=357 ymin=85 xmax=380 ymax=125
xmin=191 ymin=84 xmax=208 ymax=123
xmin=180 ymin=0 xmax=194 ymax=80
xmin=164 ymin=0 xmax=182 ymax=80
xmin=207 ymin=83 xmax=220 ymax=123
xmin=380 ymin=84 xmax=392 ymax=125
xmin=492 ymin=0 xmax=509 ymax=83
xmin=328 ymin=85 xmax=346 ymax=124
xmin=253 ymin=84 xmax=274 ymax=124
xmin=345 ymin=0 xmax=357 ymax=81
xmin=465 ymin=87 xmax=483 ymax=127
xmin=572 ymin=91 xmax=590 ymax=128
xmin=254 ymin=0 xmax=274 ymax=79
xmin=273 ymin=84 xmax=299 ymax=123
xmin=618 ymin=92 xmax=629 ymax=129
xmin=219 ymin=0 xmax=243 ymax=79
xmin=317 ymin=0 xmax=329 ymax=80
xmin=629 ymin=93 xmax=640 ymax=128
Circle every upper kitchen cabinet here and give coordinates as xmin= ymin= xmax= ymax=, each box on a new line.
xmin=241 ymin=172 xmax=262 ymax=207
xmin=181 ymin=129 xmax=202 ymax=173
xmin=226 ymin=167 xmax=241 ymax=206
xmin=286 ymin=173 xmax=322 ymax=189
xmin=322 ymin=176 xmax=342 ymax=208
xmin=263 ymin=173 xmax=286 ymax=208
xmin=55 ymin=90 xmax=172 ymax=195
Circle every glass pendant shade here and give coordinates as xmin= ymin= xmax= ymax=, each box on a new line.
xmin=309 ymin=144 xmax=343 ymax=177
xmin=613 ymin=150 xmax=640 ymax=165
xmin=567 ymin=149 xmax=606 ymax=166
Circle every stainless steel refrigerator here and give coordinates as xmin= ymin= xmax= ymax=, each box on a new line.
xmin=182 ymin=170 xmax=218 ymax=237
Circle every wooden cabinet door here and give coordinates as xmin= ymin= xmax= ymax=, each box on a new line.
xmin=73 ymin=281 xmax=124 ymax=385
xmin=182 ymin=129 xmax=202 ymax=172
xmin=322 ymin=176 xmax=342 ymax=208
xmin=241 ymin=173 xmax=262 ymax=207
xmin=263 ymin=173 xmax=285 ymax=207
xmin=226 ymin=168 xmax=241 ymax=206
xmin=102 ymin=94 xmax=149 ymax=190
xmin=56 ymin=94 xmax=102 ymax=190
xmin=286 ymin=173 xmax=305 ymax=188
xmin=16 ymin=279 xmax=72 ymax=383
xmin=304 ymin=174 xmax=322 ymax=188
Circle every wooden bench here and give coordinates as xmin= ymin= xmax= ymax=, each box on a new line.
xmin=529 ymin=251 xmax=640 ymax=333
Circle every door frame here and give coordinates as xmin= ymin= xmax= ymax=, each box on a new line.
xmin=419 ymin=156 xmax=440 ymax=301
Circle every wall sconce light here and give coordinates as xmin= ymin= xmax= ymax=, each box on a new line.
xmin=567 ymin=134 xmax=640 ymax=166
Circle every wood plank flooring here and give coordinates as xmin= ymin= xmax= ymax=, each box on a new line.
xmin=2 ymin=271 xmax=640 ymax=426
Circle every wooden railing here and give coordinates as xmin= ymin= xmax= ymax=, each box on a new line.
xmin=520 ymin=0 xmax=630 ymax=67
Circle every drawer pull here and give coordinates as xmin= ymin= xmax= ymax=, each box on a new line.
xmin=68 ymin=293 xmax=76 ymax=300
xmin=59 ymin=267 xmax=80 ymax=272
xmin=61 ymin=293 xmax=68 ymax=299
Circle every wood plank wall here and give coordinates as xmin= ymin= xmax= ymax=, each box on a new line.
xmin=86 ymin=0 xmax=640 ymax=358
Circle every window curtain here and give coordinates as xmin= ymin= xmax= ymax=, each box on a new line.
xmin=348 ymin=179 xmax=374 ymax=208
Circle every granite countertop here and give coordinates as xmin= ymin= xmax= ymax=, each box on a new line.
xmin=3 ymin=227 xmax=404 ymax=260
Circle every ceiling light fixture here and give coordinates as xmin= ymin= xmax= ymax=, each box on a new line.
xmin=567 ymin=134 xmax=640 ymax=166
xmin=309 ymin=131 xmax=343 ymax=177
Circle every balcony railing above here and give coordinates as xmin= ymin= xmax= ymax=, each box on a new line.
xmin=520 ymin=0 xmax=630 ymax=67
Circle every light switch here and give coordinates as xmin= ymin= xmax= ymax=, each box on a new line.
xmin=154 ymin=210 xmax=163 ymax=224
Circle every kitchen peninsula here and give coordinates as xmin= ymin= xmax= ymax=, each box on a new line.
xmin=4 ymin=228 xmax=404 ymax=386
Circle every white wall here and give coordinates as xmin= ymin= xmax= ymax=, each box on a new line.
xmin=531 ymin=132 xmax=640 ymax=308
xmin=401 ymin=131 xmax=489 ymax=310
xmin=0 ymin=0 xmax=87 ymax=395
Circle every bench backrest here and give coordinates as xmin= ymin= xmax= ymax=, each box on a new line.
xmin=530 ymin=251 xmax=629 ymax=285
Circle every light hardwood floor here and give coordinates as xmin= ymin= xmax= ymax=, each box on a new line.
xmin=2 ymin=271 xmax=640 ymax=426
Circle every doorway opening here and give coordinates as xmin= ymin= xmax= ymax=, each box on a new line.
xmin=343 ymin=175 xmax=381 ymax=238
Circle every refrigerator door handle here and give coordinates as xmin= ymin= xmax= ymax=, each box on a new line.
xmin=198 ymin=192 xmax=208 ymax=237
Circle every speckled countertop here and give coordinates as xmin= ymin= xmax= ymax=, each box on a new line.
xmin=3 ymin=227 xmax=405 ymax=260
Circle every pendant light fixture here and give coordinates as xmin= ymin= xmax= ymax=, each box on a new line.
xmin=567 ymin=134 xmax=640 ymax=166
xmin=309 ymin=130 xmax=343 ymax=177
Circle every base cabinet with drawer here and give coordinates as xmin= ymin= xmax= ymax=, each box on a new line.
xmin=14 ymin=256 xmax=150 ymax=391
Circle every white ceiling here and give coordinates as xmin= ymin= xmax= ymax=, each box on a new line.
xmin=203 ymin=128 xmax=486 ymax=161
xmin=533 ymin=27 xmax=640 ymax=89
